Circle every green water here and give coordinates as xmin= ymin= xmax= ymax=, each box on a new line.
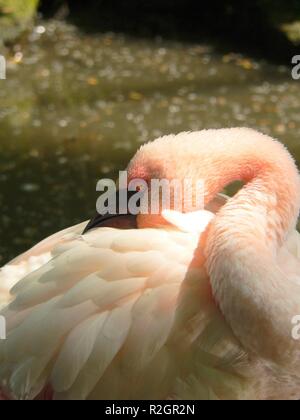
xmin=1 ymin=20 xmax=300 ymax=264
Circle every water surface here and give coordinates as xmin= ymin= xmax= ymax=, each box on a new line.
xmin=1 ymin=20 xmax=300 ymax=263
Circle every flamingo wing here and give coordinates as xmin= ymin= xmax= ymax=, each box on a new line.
xmin=0 ymin=218 xmax=249 ymax=400
xmin=0 ymin=223 xmax=87 ymax=309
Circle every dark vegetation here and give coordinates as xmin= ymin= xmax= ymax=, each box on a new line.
xmin=38 ymin=0 xmax=300 ymax=62
xmin=1 ymin=0 xmax=299 ymax=61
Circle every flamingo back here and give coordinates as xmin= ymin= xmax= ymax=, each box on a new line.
xmin=0 ymin=216 xmax=249 ymax=400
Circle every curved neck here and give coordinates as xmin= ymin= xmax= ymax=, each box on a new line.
xmin=201 ymin=134 xmax=300 ymax=365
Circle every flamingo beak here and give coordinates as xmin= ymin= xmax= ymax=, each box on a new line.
xmin=82 ymin=190 xmax=137 ymax=234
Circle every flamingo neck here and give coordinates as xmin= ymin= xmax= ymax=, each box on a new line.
xmin=202 ymin=139 xmax=300 ymax=366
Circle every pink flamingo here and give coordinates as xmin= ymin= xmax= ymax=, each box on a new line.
xmin=0 ymin=128 xmax=300 ymax=400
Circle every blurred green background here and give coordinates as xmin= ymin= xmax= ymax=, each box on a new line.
xmin=0 ymin=0 xmax=300 ymax=264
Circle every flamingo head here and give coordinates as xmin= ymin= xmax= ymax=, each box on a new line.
xmin=127 ymin=134 xmax=212 ymax=228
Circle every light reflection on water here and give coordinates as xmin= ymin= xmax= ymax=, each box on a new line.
xmin=1 ymin=20 xmax=300 ymax=264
